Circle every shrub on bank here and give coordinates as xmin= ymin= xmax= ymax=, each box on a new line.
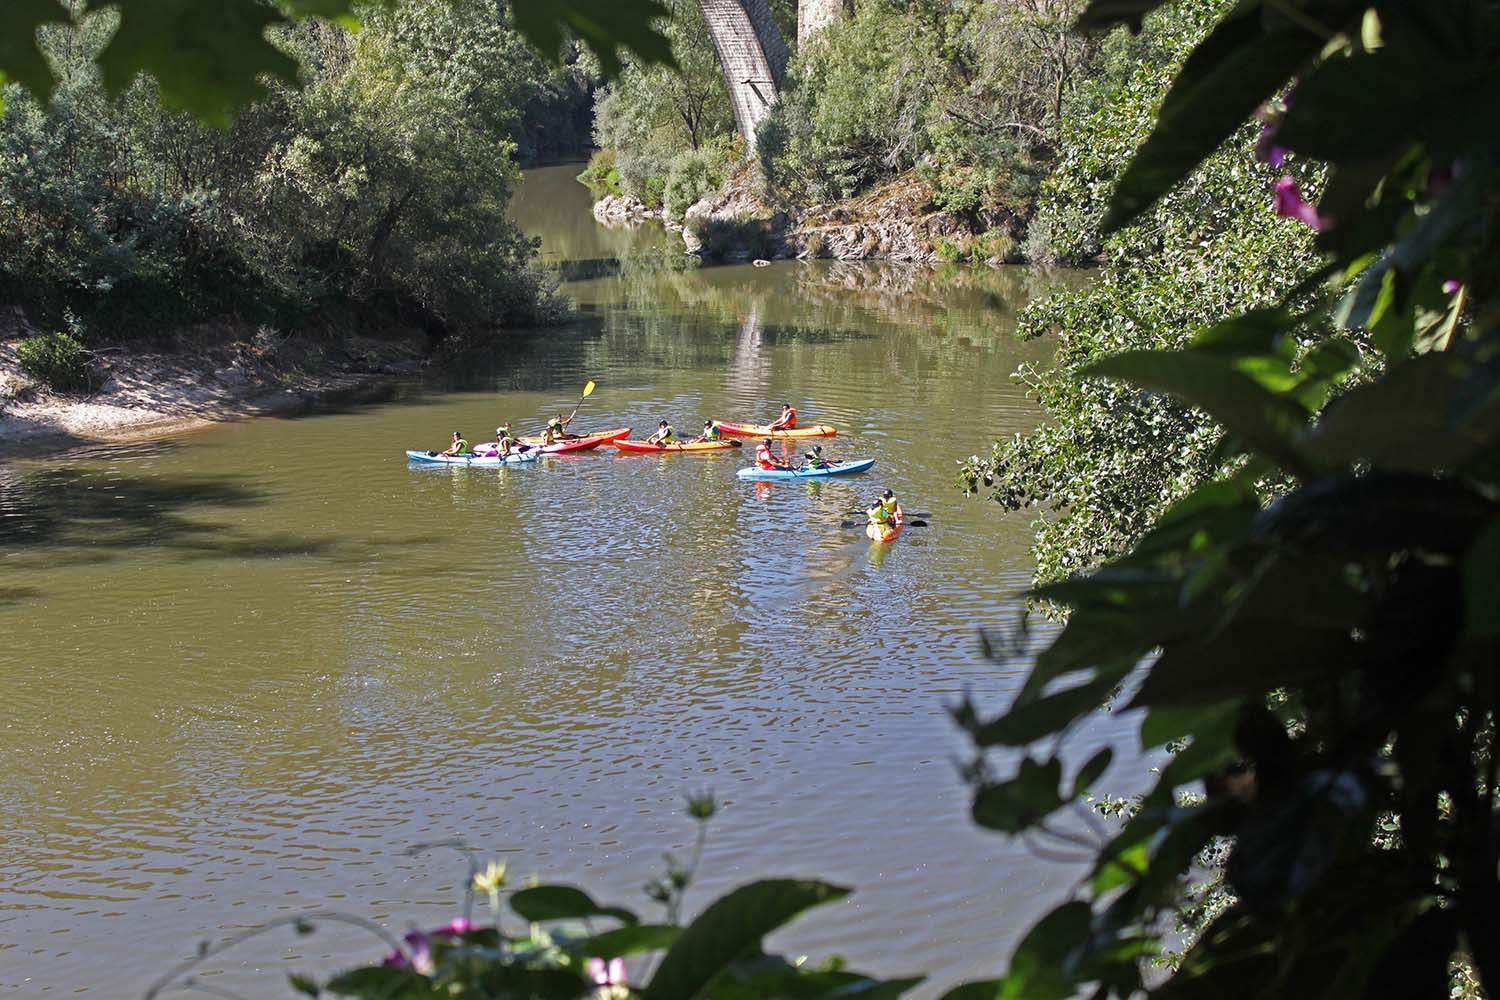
xmin=577 ymin=149 xmax=623 ymax=198
xmin=18 ymin=332 xmax=92 ymax=393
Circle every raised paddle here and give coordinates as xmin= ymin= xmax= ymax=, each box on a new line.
xmin=566 ymin=380 xmax=597 ymax=424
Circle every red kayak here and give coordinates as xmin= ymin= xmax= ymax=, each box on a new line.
xmin=473 ymin=427 xmax=630 ymax=455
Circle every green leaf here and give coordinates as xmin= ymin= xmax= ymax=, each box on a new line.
xmin=578 ymin=924 xmax=680 ymax=959
xmin=1085 ymin=350 xmax=1313 ymax=474
xmin=1131 ymin=623 xmax=1364 ymax=707
xmin=509 ymin=0 xmax=676 ymax=78
xmin=0 ymin=0 xmax=70 ymax=100
xmin=1072 ymin=748 xmax=1113 ymax=798
xmin=993 ymin=901 xmax=1092 ymax=1000
xmin=643 ymin=880 xmax=851 ymax=1000
xmin=1140 ymin=701 xmax=1240 ymax=750
xmin=962 ymin=672 xmax=1125 ymax=748
xmin=510 ymin=885 xmax=638 ymax=925
xmin=1227 ymin=769 xmax=1373 ymax=910
xmin=936 ymin=981 xmax=1001 ymax=1000
xmin=1305 ymin=353 xmax=1500 ymax=472
xmin=1357 ymin=907 xmax=1458 ymax=1000
xmin=1102 ymin=7 xmax=1321 ymax=231
xmin=88 ymin=0 xmax=301 ymax=124
xmin=1462 ymin=519 xmax=1500 ymax=640
xmin=324 ymin=965 xmax=431 ymax=998
xmin=971 ymin=756 xmax=1065 ymax=834
xmin=289 ymin=972 xmax=321 ymax=997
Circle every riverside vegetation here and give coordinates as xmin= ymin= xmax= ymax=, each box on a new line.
xmin=8 ymin=0 xmax=1500 ymax=997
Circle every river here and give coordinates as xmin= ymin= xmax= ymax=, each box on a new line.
xmin=0 ymin=165 xmax=1128 ymax=997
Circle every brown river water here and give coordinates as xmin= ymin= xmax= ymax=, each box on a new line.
xmin=0 ymin=165 xmax=1135 ymax=997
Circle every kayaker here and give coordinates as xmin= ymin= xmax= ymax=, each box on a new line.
xmin=756 ymin=438 xmax=793 ymax=470
xmin=542 ymin=414 xmax=574 ymax=445
xmin=768 ymin=403 xmax=797 ymax=431
xmin=803 ymin=444 xmax=830 ymax=469
xmin=646 ymin=420 xmax=676 ymax=445
xmin=867 ymin=498 xmax=895 ymax=531
xmin=880 ymin=488 xmax=905 ymax=524
xmin=439 ymin=431 xmax=470 ymax=457
xmin=693 ymin=420 xmax=723 ymax=443
xmin=498 ymin=423 xmax=530 ymax=456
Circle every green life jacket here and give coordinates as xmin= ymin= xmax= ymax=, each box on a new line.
xmin=455 ymin=439 xmax=470 ymax=455
xmin=805 ymin=450 xmax=828 ymax=468
xmin=703 ymin=424 xmax=721 ymax=440
xmin=870 ymin=506 xmax=891 ymax=525
xmin=881 ymin=497 xmax=898 ymax=515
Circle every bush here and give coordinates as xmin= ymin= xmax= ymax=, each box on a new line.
xmin=576 ymin=149 xmax=622 ymax=198
xmin=18 ymin=332 xmax=92 ymax=392
xmin=663 ymin=146 xmax=726 ymax=220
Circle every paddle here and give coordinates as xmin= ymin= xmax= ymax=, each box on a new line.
xmin=566 ymin=380 xmax=596 ymax=424
xmin=846 ymin=510 xmax=931 ymax=518
xmin=840 ymin=519 xmax=929 ymax=528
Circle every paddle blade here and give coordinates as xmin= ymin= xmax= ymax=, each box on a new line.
xmin=908 ymin=519 xmax=928 ymax=527
xmin=582 ymin=380 xmax=597 ymax=398
xmin=729 ymin=440 xmax=743 ymax=447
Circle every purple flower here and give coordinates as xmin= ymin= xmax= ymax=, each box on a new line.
xmin=589 ymin=957 xmax=627 ymax=986
xmin=403 ymin=930 xmax=435 ymax=976
xmin=1273 ymin=176 xmax=1330 ymax=232
xmin=1443 ymin=279 xmax=1462 ymax=295
xmin=1255 ymin=124 xmax=1287 ymax=168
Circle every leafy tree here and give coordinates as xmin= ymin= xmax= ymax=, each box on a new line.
xmin=950 ymin=1 xmax=1500 ymax=997
xmin=591 ymin=0 xmax=734 ymax=205
xmin=959 ymin=0 xmax=1325 ymax=584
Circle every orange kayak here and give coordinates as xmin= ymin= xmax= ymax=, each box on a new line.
xmin=714 ymin=421 xmax=837 ymax=439
xmin=613 ymin=438 xmax=743 ymax=453
xmin=866 ymin=521 xmax=905 ymax=543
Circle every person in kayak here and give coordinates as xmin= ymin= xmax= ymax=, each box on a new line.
xmin=803 ymin=444 xmax=831 ymax=469
xmin=646 ymin=420 xmax=676 ymax=445
xmin=879 ymin=488 xmax=905 ymax=524
xmin=439 ymin=431 xmax=470 ymax=457
xmin=867 ymin=498 xmax=895 ymax=532
xmin=497 ymin=423 xmax=531 ymax=456
xmin=693 ymin=420 xmax=723 ymax=443
xmin=542 ymin=414 xmax=575 ymax=445
xmin=756 ymin=438 xmax=794 ymax=470
xmin=768 ymin=403 xmax=797 ymax=431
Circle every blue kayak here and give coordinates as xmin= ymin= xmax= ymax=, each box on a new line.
xmin=736 ymin=459 xmax=875 ymax=480
xmin=406 ymin=449 xmax=539 ymax=466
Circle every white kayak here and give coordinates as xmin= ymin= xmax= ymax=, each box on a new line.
xmin=406 ymin=449 xmax=540 ymax=466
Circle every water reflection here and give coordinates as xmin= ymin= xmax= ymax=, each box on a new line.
xmin=0 ymin=164 xmax=1103 ymax=998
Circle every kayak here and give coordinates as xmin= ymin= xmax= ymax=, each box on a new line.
xmin=474 ymin=428 xmax=631 ymax=455
xmin=866 ymin=520 xmax=905 ymax=543
xmin=406 ymin=449 xmax=539 ymax=466
xmin=736 ymin=458 xmax=875 ymax=480
xmin=715 ymin=421 xmax=837 ymax=439
xmin=613 ymin=438 xmax=742 ymax=453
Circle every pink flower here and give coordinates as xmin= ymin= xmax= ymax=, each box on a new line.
xmin=1443 ymin=279 xmax=1462 ymax=295
xmin=1273 ymin=176 xmax=1330 ymax=232
xmin=1255 ymin=124 xmax=1287 ymax=168
xmin=431 ymin=917 xmax=473 ymax=937
xmin=588 ymin=957 xmax=627 ymax=986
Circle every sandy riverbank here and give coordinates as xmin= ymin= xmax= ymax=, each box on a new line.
xmin=0 ymin=331 xmax=427 ymax=460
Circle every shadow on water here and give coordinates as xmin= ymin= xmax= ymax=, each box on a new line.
xmin=0 ymin=467 xmax=336 ymax=564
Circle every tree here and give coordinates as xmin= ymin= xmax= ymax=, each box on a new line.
xmin=951 ymin=1 xmax=1500 ymax=996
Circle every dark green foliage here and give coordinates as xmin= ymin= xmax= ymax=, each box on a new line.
xmin=952 ymin=1 xmax=1500 ymax=997
xmin=688 ymin=217 xmax=779 ymax=261
xmin=0 ymin=0 xmax=673 ymax=120
xmin=0 ymin=0 xmax=560 ymax=339
xmin=17 ymin=331 xmax=91 ymax=391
